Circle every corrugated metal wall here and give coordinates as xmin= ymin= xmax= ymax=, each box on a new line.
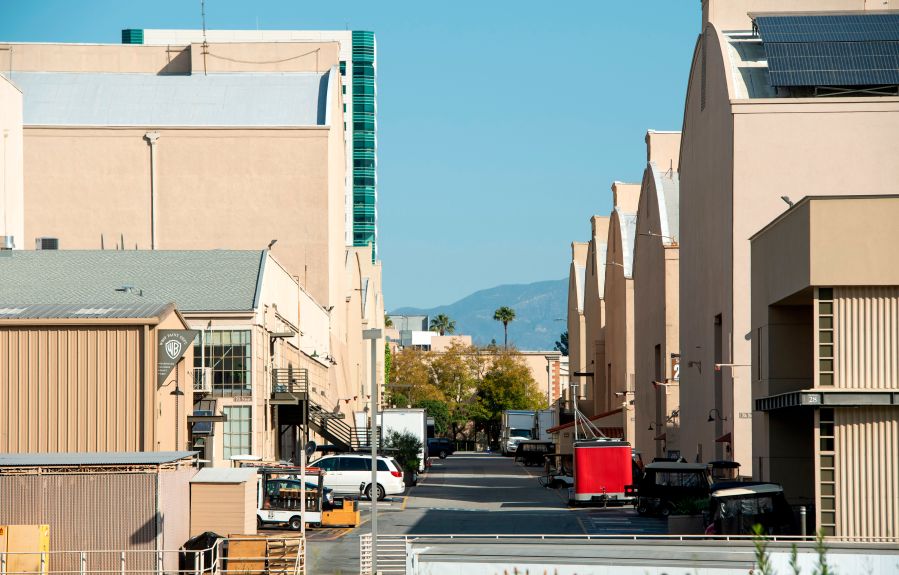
xmin=0 ymin=473 xmax=157 ymax=572
xmin=0 ymin=327 xmax=144 ymax=452
xmin=836 ymin=407 xmax=899 ymax=539
xmin=834 ymin=287 xmax=899 ymax=389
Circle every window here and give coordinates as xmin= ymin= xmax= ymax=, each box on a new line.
xmin=223 ymin=406 xmax=252 ymax=460
xmin=818 ymin=288 xmax=834 ymax=387
xmin=818 ymin=408 xmax=836 ymax=535
xmin=194 ymin=330 xmax=252 ymax=396
xmin=339 ymin=457 xmax=368 ymax=471
xmin=314 ymin=458 xmax=337 ymax=471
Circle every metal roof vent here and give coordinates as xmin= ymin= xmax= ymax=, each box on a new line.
xmin=0 ymin=236 xmax=14 ymax=250
xmin=35 ymin=237 xmax=59 ymax=250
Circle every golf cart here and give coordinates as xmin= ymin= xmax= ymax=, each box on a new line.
xmin=706 ymin=482 xmax=797 ymax=535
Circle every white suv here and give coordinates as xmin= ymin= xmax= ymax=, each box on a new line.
xmin=312 ymin=454 xmax=405 ymax=500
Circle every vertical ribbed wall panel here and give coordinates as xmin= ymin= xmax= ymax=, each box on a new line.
xmin=834 ymin=287 xmax=899 ymax=389
xmin=0 ymin=327 xmax=143 ymax=452
xmin=0 ymin=473 xmax=157 ymax=571
xmin=836 ymin=407 xmax=899 ymax=539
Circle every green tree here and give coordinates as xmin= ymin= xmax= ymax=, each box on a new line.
xmin=414 ymin=399 xmax=451 ymax=435
xmin=384 ymin=343 xmax=392 ymax=388
xmin=430 ymin=341 xmax=482 ymax=439
xmin=384 ymin=429 xmax=423 ymax=478
xmin=429 ymin=313 xmax=456 ymax=336
xmin=388 ymin=347 xmax=443 ymax=405
xmin=384 ymin=314 xmax=394 ymax=328
xmin=493 ymin=306 xmax=516 ymax=348
xmin=554 ymin=330 xmax=569 ymax=355
xmin=475 ymin=348 xmax=545 ymax=443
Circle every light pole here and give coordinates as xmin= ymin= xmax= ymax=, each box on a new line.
xmin=362 ymin=328 xmax=382 ymax=573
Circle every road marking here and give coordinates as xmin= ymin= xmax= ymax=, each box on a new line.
xmin=400 ymin=496 xmax=409 ymax=510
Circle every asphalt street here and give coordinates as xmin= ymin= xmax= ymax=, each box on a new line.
xmin=288 ymin=452 xmax=665 ymax=574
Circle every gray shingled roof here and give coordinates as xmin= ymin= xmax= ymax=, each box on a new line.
xmin=0 ymin=250 xmax=265 ymax=311
xmin=0 ymin=302 xmax=173 ymax=320
xmin=11 ymin=71 xmax=330 ymax=127
xmin=0 ymin=451 xmax=197 ymax=467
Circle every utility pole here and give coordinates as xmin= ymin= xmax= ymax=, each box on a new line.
xmin=363 ymin=328 xmax=382 ymax=573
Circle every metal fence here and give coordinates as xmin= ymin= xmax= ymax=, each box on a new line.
xmin=358 ymin=533 xmax=899 ymax=575
xmin=0 ymin=535 xmax=304 ymax=575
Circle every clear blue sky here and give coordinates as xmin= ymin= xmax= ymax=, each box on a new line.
xmin=0 ymin=1 xmax=700 ymax=309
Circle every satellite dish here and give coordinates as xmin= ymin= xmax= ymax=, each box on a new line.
xmin=304 ymin=440 xmax=317 ymax=460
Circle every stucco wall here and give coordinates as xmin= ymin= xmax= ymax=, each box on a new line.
xmin=0 ymin=75 xmax=24 ymax=248
xmin=584 ymin=218 xmax=608 ymax=408
xmin=678 ymin=25 xmax=736 ymax=466
xmin=603 ymin=209 xmax=636 ymax=443
xmin=22 ymin=127 xmax=337 ymax=303
xmin=634 ymin=166 xmax=680 ymax=459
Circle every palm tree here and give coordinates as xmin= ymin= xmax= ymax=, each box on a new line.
xmin=429 ymin=313 xmax=456 ymax=336
xmin=493 ymin=306 xmax=516 ymax=348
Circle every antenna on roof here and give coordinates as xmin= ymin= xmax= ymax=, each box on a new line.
xmin=200 ymin=0 xmax=209 ymax=76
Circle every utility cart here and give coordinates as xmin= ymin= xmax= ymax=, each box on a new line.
xmin=252 ymin=465 xmax=331 ymax=530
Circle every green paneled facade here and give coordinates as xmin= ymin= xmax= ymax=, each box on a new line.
xmin=351 ymin=31 xmax=377 ymax=257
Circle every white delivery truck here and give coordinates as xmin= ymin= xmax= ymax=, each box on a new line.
xmin=380 ymin=408 xmax=428 ymax=472
xmin=533 ymin=408 xmax=556 ymax=442
xmin=501 ymin=410 xmax=536 ymax=455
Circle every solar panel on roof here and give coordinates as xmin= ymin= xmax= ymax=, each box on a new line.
xmin=755 ymin=14 xmax=899 ymax=43
xmin=754 ymin=13 xmax=899 ymax=88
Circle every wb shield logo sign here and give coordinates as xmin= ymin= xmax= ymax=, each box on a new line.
xmin=158 ymin=329 xmax=198 ymax=386
xmin=165 ymin=339 xmax=182 ymax=360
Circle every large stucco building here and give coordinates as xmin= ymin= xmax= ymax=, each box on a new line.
xmin=678 ymin=0 xmax=899 ymax=468
xmin=633 ymin=131 xmax=681 ymax=459
xmin=0 ymin=38 xmax=387 ymax=460
xmin=121 ymin=28 xmax=380 ymax=255
xmin=751 ymin=195 xmax=899 ymax=538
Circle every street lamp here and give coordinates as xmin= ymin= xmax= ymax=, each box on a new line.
xmin=362 ymin=328 xmax=382 ymax=573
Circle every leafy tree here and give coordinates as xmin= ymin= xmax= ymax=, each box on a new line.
xmin=414 ymin=399 xmax=451 ymax=435
xmin=388 ymin=347 xmax=443 ymax=405
xmin=384 ymin=429 xmax=423 ymax=477
xmin=384 ymin=315 xmax=394 ymax=328
xmin=493 ymin=306 xmax=516 ymax=348
xmin=554 ymin=330 xmax=569 ymax=355
xmin=475 ymin=348 xmax=545 ymax=443
xmin=430 ymin=341 xmax=482 ymax=439
xmin=429 ymin=313 xmax=456 ymax=336
xmin=384 ymin=343 xmax=392 ymax=387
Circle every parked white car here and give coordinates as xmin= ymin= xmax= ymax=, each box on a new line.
xmin=312 ymin=453 xmax=405 ymax=500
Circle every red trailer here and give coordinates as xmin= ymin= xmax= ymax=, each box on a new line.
xmin=572 ymin=439 xmax=634 ymax=504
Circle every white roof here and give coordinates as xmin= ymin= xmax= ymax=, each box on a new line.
xmin=713 ymin=484 xmax=784 ymax=498
xmin=11 ymin=71 xmax=331 ymax=127
xmin=190 ymin=467 xmax=257 ymax=483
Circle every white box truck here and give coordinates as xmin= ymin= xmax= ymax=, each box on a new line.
xmin=501 ymin=410 xmax=536 ymax=455
xmin=534 ymin=408 xmax=556 ymax=442
xmin=380 ymin=408 xmax=428 ymax=472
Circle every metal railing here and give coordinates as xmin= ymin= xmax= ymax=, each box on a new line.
xmin=272 ymin=368 xmax=308 ymax=395
xmin=358 ymin=533 xmax=899 ymax=575
xmin=0 ymin=535 xmax=304 ymax=575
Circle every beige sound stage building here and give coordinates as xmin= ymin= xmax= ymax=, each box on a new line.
xmin=751 ymin=195 xmax=899 ymax=538
xmin=678 ymin=0 xmax=899 ymax=468
xmin=633 ymin=130 xmax=681 ymax=459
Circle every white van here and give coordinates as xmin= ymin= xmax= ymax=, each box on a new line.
xmin=312 ymin=453 xmax=405 ymax=500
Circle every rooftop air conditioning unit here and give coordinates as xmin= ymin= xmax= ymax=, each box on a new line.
xmin=35 ymin=237 xmax=59 ymax=250
xmin=194 ymin=367 xmax=212 ymax=393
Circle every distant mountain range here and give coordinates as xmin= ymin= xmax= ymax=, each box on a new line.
xmin=391 ymin=278 xmax=567 ymax=351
